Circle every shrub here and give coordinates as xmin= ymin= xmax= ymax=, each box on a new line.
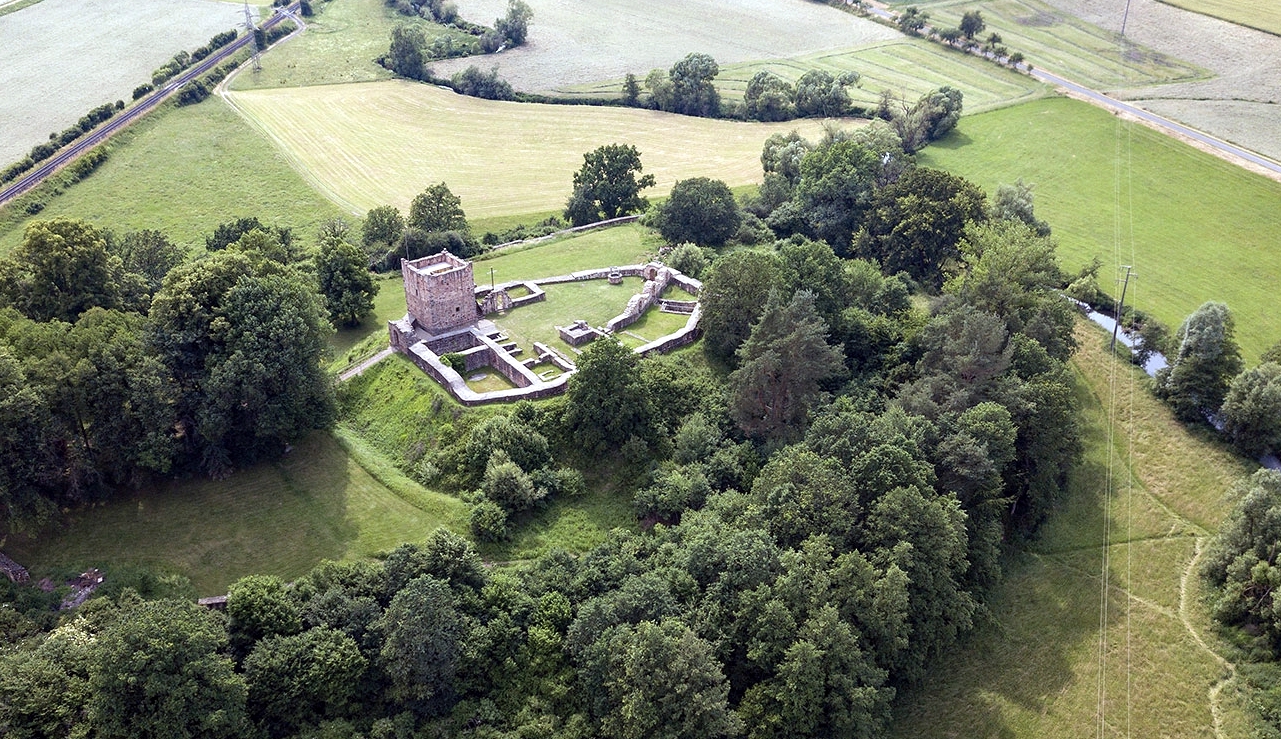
xmin=132 ymin=83 xmax=154 ymax=100
xmin=470 ymin=500 xmax=509 ymax=541
xmin=662 ymin=243 xmax=709 ymax=279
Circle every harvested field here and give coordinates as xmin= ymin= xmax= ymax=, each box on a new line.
xmin=1040 ymin=0 xmax=1281 ymax=161
xmin=1155 ymin=0 xmax=1281 ymax=37
xmin=225 ymin=81 xmax=854 ymax=218
xmin=0 ymin=0 xmax=242 ymax=166
xmin=429 ymin=0 xmax=900 ymax=92
xmin=883 ymin=0 xmax=1208 ymax=88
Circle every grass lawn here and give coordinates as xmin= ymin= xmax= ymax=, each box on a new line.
xmin=223 ymin=81 xmax=855 ymax=219
xmin=3 ymin=431 xmax=469 ymax=596
xmin=882 ymin=0 xmax=1208 ymax=89
xmin=463 ymin=366 xmax=518 ymax=393
xmin=889 ymin=320 xmax=1256 ymax=739
xmin=0 ymin=98 xmax=349 ymax=256
xmin=489 ymin=276 xmax=692 ymax=356
xmin=921 ymin=96 xmax=1281 ymax=361
xmin=1154 ymin=0 xmax=1281 ymax=36
xmin=230 ymin=0 xmax=476 ymax=90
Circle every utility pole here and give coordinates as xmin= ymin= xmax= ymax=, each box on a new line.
xmin=1110 ymin=265 xmax=1134 ymax=353
xmin=490 ymin=268 xmax=495 ymax=291
xmin=242 ymin=0 xmax=262 ymax=72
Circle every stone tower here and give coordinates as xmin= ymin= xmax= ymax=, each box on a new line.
xmin=401 ymin=251 xmax=479 ymax=334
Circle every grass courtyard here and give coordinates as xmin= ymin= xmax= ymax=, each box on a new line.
xmin=489 ymin=277 xmax=692 ymax=357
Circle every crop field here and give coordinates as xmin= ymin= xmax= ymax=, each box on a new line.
xmin=0 ymin=0 xmax=242 ymax=166
xmin=1155 ymin=0 xmax=1281 ymax=35
xmin=921 ymin=96 xmax=1281 ymax=361
xmin=224 ymin=81 xmax=849 ymax=219
xmin=4 ymin=431 xmax=469 ymax=596
xmin=429 ymin=0 xmax=900 ymax=93
xmin=1039 ymin=0 xmax=1281 ymax=163
xmin=716 ymin=39 xmax=1047 ymax=114
xmin=0 ymin=98 xmax=348 ymax=256
xmin=890 ymin=322 xmax=1255 ymax=739
xmin=230 ymin=0 xmax=477 ymax=90
xmin=892 ymin=0 xmax=1207 ymax=89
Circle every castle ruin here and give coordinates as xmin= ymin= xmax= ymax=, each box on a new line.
xmin=388 ymin=251 xmax=702 ymax=406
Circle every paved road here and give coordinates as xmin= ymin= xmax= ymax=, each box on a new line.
xmin=860 ymin=0 xmax=1281 ymax=177
xmin=0 ymin=1 xmax=302 ymax=208
xmin=1027 ymin=67 xmax=1281 ymax=176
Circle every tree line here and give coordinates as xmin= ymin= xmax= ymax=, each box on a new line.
xmin=0 ymin=216 xmax=377 ymax=532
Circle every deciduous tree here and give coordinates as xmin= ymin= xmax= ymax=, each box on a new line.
xmin=1220 ymin=361 xmax=1281 ymax=457
xmin=744 ymin=70 xmax=794 ymax=121
xmin=316 ymin=237 xmax=378 ymax=327
xmin=89 ymin=600 xmax=250 ymax=738
xmin=564 ymin=144 xmax=656 ymax=225
xmin=698 ymin=249 xmax=783 ymax=362
xmin=857 ymin=167 xmax=987 ymax=289
xmin=1155 ymin=301 xmax=1244 ymax=423
xmin=409 ymin=182 xmax=469 ymax=234
xmin=654 ymin=177 xmax=742 ymax=247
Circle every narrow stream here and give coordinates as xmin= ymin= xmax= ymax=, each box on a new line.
xmin=1081 ymin=305 xmax=1279 ymax=471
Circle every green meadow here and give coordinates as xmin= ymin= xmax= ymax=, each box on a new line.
xmin=3 ymin=431 xmax=469 ymax=595
xmin=890 ymin=321 xmax=1255 ymax=738
xmin=922 ymin=96 xmax=1281 ymax=361
xmin=0 ymin=98 xmax=349 ymax=255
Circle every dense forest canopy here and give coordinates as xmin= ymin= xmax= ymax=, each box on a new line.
xmin=0 ymin=115 xmax=1096 ymax=737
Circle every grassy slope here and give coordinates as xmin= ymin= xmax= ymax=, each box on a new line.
xmin=882 ymin=0 xmax=1208 ymax=89
xmin=4 ymin=431 xmax=468 ymax=596
xmin=223 ymin=81 xmax=850 ymax=219
xmin=1154 ymin=0 xmax=1281 ymax=37
xmin=890 ymin=320 xmax=1256 ymax=739
xmin=920 ymin=96 xmax=1281 ymax=361
xmin=0 ymin=98 xmax=348 ymax=255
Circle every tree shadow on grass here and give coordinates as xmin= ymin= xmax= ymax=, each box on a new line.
xmin=6 ymin=432 xmax=359 ymax=596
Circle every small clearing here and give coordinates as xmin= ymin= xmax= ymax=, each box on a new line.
xmin=0 ymin=0 xmax=243 ymax=166
xmin=429 ymin=0 xmax=900 ymax=92
xmin=225 ymin=81 xmax=852 ymax=218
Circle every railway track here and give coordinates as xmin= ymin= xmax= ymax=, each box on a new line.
xmin=0 ymin=0 xmax=302 ymax=209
